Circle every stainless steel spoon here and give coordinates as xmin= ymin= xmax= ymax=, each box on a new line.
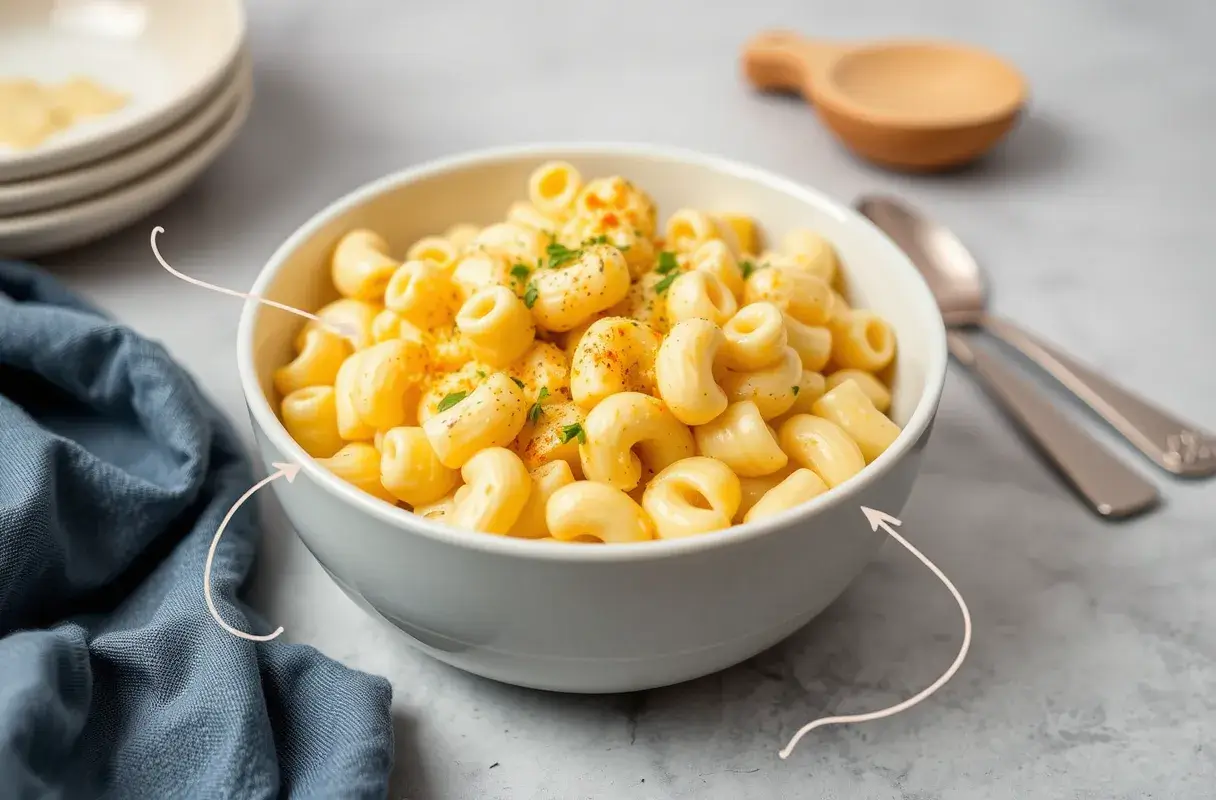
xmin=857 ymin=195 xmax=1216 ymax=479
xmin=857 ymin=195 xmax=1168 ymax=518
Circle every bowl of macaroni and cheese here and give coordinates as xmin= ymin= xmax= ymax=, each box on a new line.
xmin=237 ymin=144 xmax=947 ymax=693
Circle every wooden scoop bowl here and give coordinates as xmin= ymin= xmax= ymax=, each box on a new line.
xmin=742 ymin=30 xmax=1028 ymax=172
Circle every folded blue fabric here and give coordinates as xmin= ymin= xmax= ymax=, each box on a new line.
xmin=0 ymin=262 xmax=393 ymax=799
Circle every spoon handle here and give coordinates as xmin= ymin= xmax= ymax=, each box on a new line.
xmin=981 ymin=315 xmax=1216 ymax=478
xmin=947 ymin=331 xmax=1159 ymax=518
xmin=740 ymin=30 xmax=847 ymax=97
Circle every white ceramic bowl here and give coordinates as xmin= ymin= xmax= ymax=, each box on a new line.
xmin=237 ymin=144 xmax=948 ymax=694
xmin=0 ymin=0 xmax=244 ymax=181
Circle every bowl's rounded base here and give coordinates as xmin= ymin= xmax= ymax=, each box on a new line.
xmin=329 ymin=564 xmax=822 ymax=693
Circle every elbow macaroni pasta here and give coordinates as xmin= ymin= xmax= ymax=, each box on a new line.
xmin=317 ymin=443 xmax=395 ymax=503
xmin=654 ymin=319 xmax=727 ymax=426
xmin=811 ymin=379 xmax=901 ymax=463
xmin=274 ymin=329 xmax=351 ymax=397
xmin=744 ymin=468 xmax=829 ymax=523
xmin=546 ymin=481 xmax=654 ymax=543
xmin=275 ymin=166 xmax=904 ymax=541
xmin=570 ymin=317 xmax=661 ymax=409
xmin=642 ymin=457 xmax=741 ymax=539
xmin=689 ymin=240 xmax=744 ymax=299
xmin=528 ymin=161 xmax=582 ymax=218
xmin=694 ymin=400 xmax=788 ymax=477
xmin=778 ymin=414 xmax=866 ymax=488
xmin=717 ymin=346 xmax=802 ymax=420
xmin=281 ymin=386 xmax=344 ymax=458
xmin=450 ymin=447 xmax=532 ymax=534
xmin=508 ymin=460 xmax=576 ymax=539
xmin=829 ymin=310 xmax=897 ymax=372
xmin=580 ymin=392 xmax=696 ymax=491
xmin=380 ymin=426 xmax=459 ymax=506
xmin=719 ymin=303 xmax=787 ymax=372
xmin=332 ymin=230 xmax=399 ymax=301
xmin=298 ymin=298 xmax=380 ymax=351
xmin=406 ymin=236 xmax=460 ymax=273
xmin=529 ymin=244 xmax=631 ymax=332
xmin=743 ymin=266 xmax=836 ymax=327
xmin=456 ymin=285 xmax=536 ymax=367
xmin=423 ymin=372 xmax=528 ymax=468
xmin=826 ymin=369 xmax=892 ymax=413
xmin=443 ymin=223 xmax=480 ymax=252
xmin=665 ymin=270 xmax=737 ymax=328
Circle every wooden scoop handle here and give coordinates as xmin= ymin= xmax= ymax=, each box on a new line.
xmin=741 ymin=30 xmax=847 ymax=99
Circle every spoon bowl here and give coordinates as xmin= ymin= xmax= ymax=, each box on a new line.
xmin=859 ymin=194 xmax=1216 ymax=485
xmin=742 ymin=31 xmax=1028 ymax=171
xmin=855 ymin=195 xmax=988 ymax=321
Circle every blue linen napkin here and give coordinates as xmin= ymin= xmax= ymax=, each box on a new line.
xmin=0 ymin=261 xmax=393 ymax=799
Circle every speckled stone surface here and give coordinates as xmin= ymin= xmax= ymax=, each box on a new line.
xmin=45 ymin=1 xmax=1215 ymax=797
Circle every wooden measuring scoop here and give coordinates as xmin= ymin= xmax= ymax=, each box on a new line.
xmin=742 ymin=30 xmax=1028 ymax=172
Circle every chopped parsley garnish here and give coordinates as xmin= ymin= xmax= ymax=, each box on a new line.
xmin=528 ymin=386 xmax=549 ymax=424
xmin=656 ymin=250 xmax=680 ymax=275
xmin=510 ymin=263 xmax=531 ymax=282
xmin=740 ymin=258 xmax=768 ymax=280
xmin=523 ymin=282 xmax=539 ymax=308
xmin=560 ymin=423 xmax=586 ymax=445
xmin=437 ymin=392 xmax=467 ymax=412
xmin=582 ymin=235 xmax=609 ymax=246
xmin=545 ymin=242 xmax=581 ymax=269
xmin=476 ymin=369 xmax=487 ymax=378
xmin=511 ymin=376 xmax=525 ymax=389
xmin=653 ymin=271 xmax=678 ymax=295
xmin=791 ymin=385 xmax=800 ymax=396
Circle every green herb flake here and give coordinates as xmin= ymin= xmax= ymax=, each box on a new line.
xmin=582 ymin=235 xmax=609 ymax=246
xmin=437 ymin=392 xmax=467 ymax=413
xmin=528 ymin=386 xmax=550 ymax=424
xmin=523 ymin=282 xmax=539 ymax=309
xmin=792 ymin=385 xmax=800 ymax=396
xmin=560 ymin=422 xmax=586 ymax=445
xmin=545 ymin=242 xmax=581 ymax=269
xmin=510 ymin=376 xmax=526 ymax=390
xmin=653 ymin=271 xmax=678 ymax=295
xmin=656 ymin=250 xmax=680 ymax=275
xmin=476 ymin=370 xmax=487 ymax=378
xmin=510 ymin=263 xmax=531 ymax=282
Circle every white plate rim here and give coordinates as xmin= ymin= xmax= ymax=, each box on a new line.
xmin=0 ymin=0 xmax=246 ymax=182
xmin=0 ymin=67 xmax=252 ymax=255
xmin=0 ymin=49 xmax=251 ymax=216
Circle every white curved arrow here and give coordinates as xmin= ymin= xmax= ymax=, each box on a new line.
xmin=779 ymin=506 xmax=972 ymax=759
xmin=150 ymin=226 xmax=351 ymax=339
xmin=203 ymin=461 xmax=300 ymax=642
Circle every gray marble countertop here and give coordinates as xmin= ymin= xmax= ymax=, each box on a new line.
xmin=45 ymin=1 xmax=1216 ymax=798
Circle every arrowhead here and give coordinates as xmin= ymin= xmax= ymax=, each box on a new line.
xmin=272 ymin=461 xmax=302 ymax=482
xmin=860 ymin=506 xmax=901 ymax=531
xmin=325 ymin=321 xmax=361 ymax=344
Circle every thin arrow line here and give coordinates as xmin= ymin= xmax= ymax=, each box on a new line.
xmin=150 ymin=226 xmax=350 ymax=338
xmin=779 ymin=507 xmax=972 ymax=759
xmin=203 ymin=461 xmax=300 ymax=642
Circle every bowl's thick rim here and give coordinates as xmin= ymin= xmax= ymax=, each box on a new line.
xmin=237 ymin=142 xmax=948 ymax=563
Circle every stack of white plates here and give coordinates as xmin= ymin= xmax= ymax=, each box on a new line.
xmin=0 ymin=0 xmax=249 ymax=257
